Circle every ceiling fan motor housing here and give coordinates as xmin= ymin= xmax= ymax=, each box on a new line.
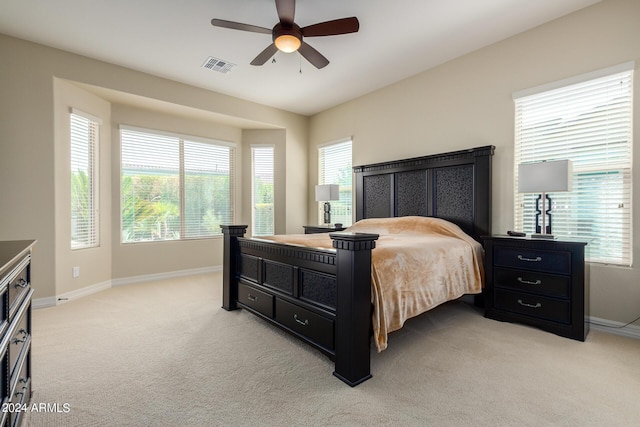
xmin=273 ymin=23 xmax=302 ymax=52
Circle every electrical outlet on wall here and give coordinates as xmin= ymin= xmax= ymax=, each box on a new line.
xmin=72 ymin=266 xmax=80 ymax=278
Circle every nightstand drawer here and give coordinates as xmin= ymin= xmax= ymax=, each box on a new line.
xmin=494 ymin=289 xmax=571 ymax=324
xmin=494 ymin=268 xmax=571 ymax=299
xmin=275 ymin=298 xmax=334 ymax=351
xmin=238 ymin=282 xmax=274 ymax=318
xmin=494 ymin=247 xmax=571 ymax=275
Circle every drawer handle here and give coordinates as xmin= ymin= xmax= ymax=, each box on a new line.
xmin=518 ymin=299 xmax=542 ymax=309
xmin=14 ymin=379 xmax=28 ymax=397
xmin=517 ymin=277 xmax=542 ymax=286
xmin=11 ymin=329 xmax=28 ymax=344
xmin=294 ymin=314 xmax=309 ymax=326
xmin=247 ymin=294 xmax=258 ymax=302
xmin=517 ymin=255 xmax=542 ymax=262
xmin=14 ymin=278 xmax=28 ymax=288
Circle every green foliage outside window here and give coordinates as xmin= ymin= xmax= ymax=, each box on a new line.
xmin=121 ymin=173 xmax=231 ymax=242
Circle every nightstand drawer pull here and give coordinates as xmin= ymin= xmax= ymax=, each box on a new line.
xmin=517 ymin=299 xmax=541 ymax=309
xmin=247 ymin=293 xmax=258 ymax=302
xmin=517 ymin=277 xmax=541 ymax=286
xmin=294 ymin=314 xmax=309 ymax=326
xmin=517 ymin=255 xmax=542 ymax=262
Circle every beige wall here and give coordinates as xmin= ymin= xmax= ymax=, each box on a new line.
xmin=53 ymin=78 xmax=112 ymax=295
xmin=309 ymin=0 xmax=640 ymax=324
xmin=0 ymin=34 xmax=308 ymax=299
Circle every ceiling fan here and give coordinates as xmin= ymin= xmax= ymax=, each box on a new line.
xmin=211 ymin=0 xmax=359 ymax=69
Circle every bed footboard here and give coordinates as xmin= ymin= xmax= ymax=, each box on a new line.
xmin=221 ymin=225 xmax=378 ymax=386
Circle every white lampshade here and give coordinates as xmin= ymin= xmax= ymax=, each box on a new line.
xmin=315 ymin=184 xmax=340 ymax=202
xmin=518 ymin=159 xmax=573 ymax=193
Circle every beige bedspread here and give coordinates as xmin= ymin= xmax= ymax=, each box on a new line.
xmin=259 ymin=216 xmax=484 ymax=351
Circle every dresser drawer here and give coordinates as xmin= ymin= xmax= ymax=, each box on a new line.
xmin=0 ymin=346 xmax=7 ymax=414
xmin=9 ymin=303 xmax=30 ymax=379
xmin=8 ymin=350 xmax=30 ymax=427
xmin=494 ymin=289 xmax=571 ymax=324
xmin=494 ymin=267 xmax=571 ymax=299
xmin=9 ymin=347 xmax=30 ymax=401
xmin=238 ymin=282 xmax=274 ymax=318
xmin=0 ymin=285 xmax=8 ymax=337
xmin=275 ymin=298 xmax=334 ymax=351
xmin=7 ymin=258 xmax=30 ymax=319
xmin=494 ymin=247 xmax=571 ymax=275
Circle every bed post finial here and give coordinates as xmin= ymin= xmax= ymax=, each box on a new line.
xmin=330 ymin=232 xmax=379 ymax=386
xmin=220 ymin=225 xmax=248 ymax=311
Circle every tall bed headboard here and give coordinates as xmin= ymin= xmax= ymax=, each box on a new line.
xmin=353 ymin=145 xmax=494 ymax=242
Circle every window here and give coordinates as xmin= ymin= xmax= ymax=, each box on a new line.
xmin=70 ymin=110 xmax=99 ymax=250
xmin=251 ymin=146 xmax=274 ymax=236
xmin=120 ymin=126 xmax=235 ymax=243
xmin=514 ymin=63 xmax=633 ymax=265
xmin=318 ymin=140 xmax=352 ymax=226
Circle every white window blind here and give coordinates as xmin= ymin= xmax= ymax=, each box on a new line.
xmin=514 ymin=65 xmax=633 ymax=266
xmin=120 ymin=126 xmax=235 ymax=243
xmin=70 ymin=111 xmax=99 ymax=250
xmin=184 ymin=140 xmax=234 ymax=238
xmin=319 ymin=140 xmax=352 ymax=226
xmin=251 ymin=146 xmax=274 ymax=236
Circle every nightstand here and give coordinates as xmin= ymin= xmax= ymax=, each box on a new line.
xmin=303 ymin=225 xmax=347 ymax=234
xmin=483 ymin=236 xmax=589 ymax=341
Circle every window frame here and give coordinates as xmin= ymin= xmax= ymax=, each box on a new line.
xmin=513 ymin=63 xmax=634 ymax=266
xmin=70 ymin=108 xmax=100 ymax=250
xmin=318 ymin=139 xmax=353 ymax=227
xmin=251 ymin=145 xmax=275 ymax=237
xmin=119 ymin=125 xmax=235 ymax=243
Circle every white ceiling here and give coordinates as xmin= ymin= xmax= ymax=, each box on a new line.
xmin=0 ymin=0 xmax=601 ymax=116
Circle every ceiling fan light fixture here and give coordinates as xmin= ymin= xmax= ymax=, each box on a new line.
xmin=274 ymin=34 xmax=301 ymax=53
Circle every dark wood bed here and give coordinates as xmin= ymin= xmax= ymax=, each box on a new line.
xmin=221 ymin=145 xmax=494 ymax=386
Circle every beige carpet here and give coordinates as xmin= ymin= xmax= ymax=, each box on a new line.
xmin=24 ymin=273 xmax=640 ymax=426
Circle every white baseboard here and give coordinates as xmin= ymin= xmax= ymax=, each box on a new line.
xmin=32 ymin=266 xmax=222 ymax=309
xmin=589 ymin=316 xmax=640 ymax=340
xmin=32 ymin=296 xmax=58 ymax=309
xmin=111 ymin=265 xmax=221 ymax=287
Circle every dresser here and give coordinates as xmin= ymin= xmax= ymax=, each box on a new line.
xmin=483 ymin=236 xmax=588 ymax=341
xmin=0 ymin=241 xmax=35 ymax=426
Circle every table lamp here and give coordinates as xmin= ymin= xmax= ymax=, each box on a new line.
xmin=315 ymin=184 xmax=339 ymax=225
xmin=518 ymin=159 xmax=572 ymax=239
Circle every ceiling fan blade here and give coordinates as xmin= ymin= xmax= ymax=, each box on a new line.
xmin=298 ymin=42 xmax=329 ymax=69
xmin=301 ymin=17 xmax=359 ymax=37
xmin=250 ymin=43 xmax=279 ymax=66
xmin=211 ymin=19 xmax=271 ymax=34
xmin=275 ymin=0 xmax=296 ymax=25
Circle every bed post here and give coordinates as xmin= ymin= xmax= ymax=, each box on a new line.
xmin=220 ymin=225 xmax=248 ymax=311
xmin=330 ymin=232 xmax=379 ymax=387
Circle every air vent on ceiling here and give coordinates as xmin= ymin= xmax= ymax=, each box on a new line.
xmin=202 ymin=56 xmax=235 ymax=74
